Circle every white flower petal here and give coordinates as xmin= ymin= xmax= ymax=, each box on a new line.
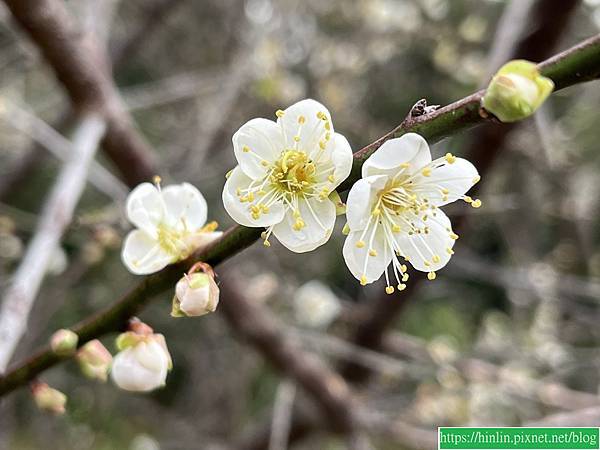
xmin=361 ymin=133 xmax=432 ymax=178
xmin=329 ymin=132 xmax=354 ymax=189
xmin=393 ymin=209 xmax=455 ymax=272
xmin=233 ymin=118 xmax=284 ymax=179
xmin=111 ymin=345 xmax=168 ymax=392
xmin=126 ymin=183 xmax=164 ymax=237
xmin=222 ymin=166 xmax=286 ymax=227
xmin=184 ymin=231 xmax=223 ymax=250
xmin=279 ymin=99 xmax=333 ymax=150
xmin=152 ymin=334 xmax=172 ymax=369
xmin=161 ymin=182 xmax=207 ymax=230
xmin=343 ymin=229 xmax=392 ymax=284
xmin=121 ymin=229 xmax=174 ymax=275
xmin=411 ymin=157 xmax=479 ymax=207
xmin=272 ymin=197 xmax=336 ymax=253
xmin=134 ymin=341 xmax=169 ymax=373
xmin=345 ymin=175 xmax=388 ymax=231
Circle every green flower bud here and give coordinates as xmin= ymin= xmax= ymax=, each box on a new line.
xmin=482 ymin=59 xmax=554 ymax=122
xmin=50 ymin=329 xmax=78 ymax=356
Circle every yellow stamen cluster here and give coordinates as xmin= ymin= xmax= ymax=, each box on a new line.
xmin=352 ymin=161 xmax=467 ymax=294
xmin=463 ymin=195 xmax=483 ymax=208
xmin=237 ymin=109 xmax=336 ymax=247
xmin=201 ymin=221 xmax=219 ymax=232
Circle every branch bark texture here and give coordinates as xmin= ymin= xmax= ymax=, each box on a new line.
xmin=2 ymin=0 xmax=157 ymax=186
xmin=0 ymin=115 xmax=106 ymax=372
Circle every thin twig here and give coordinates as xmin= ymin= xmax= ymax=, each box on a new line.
xmin=0 ymin=99 xmax=128 ymax=201
xmin=110 ymin=0 xmax=186 ymax=70
xmin=219 ymin=277 xmax=436 ymax=450
xmin=0 ymin=114 xmax=106 ymax=372
xmin=219 ymin=277 xmax=357 ymax=434
xmin=268 ymin=380 xmax=297 ymax=450
xmin=2 ymin=0 xmax=158 ymax=186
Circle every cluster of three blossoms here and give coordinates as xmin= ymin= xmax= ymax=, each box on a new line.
xmin=39 ymin=60 xmax=554 ymax=406
xmin=107 ymin=99 xmax=480 ymax=393
xmin=123 ymin=99 xmax=481 ymax=294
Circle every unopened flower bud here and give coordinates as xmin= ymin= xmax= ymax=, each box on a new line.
xmin=31 ymin=382 xmax=66 ymax=415
xmin=76 ymin=339 xmax=113 ymax=382
xmin=172 ymin=272 xmax=219 ymax=317
xmin=50 ymin=329 xmax=78 ymax=356
xmin=111 ymin=329 xmax=172 ymax=392
xmin=482 ymin=59 xmax=554 ymax=122
xmin=128 ymin=317 xmax=154 ymax=336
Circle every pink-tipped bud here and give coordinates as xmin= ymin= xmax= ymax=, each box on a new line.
xmin=128 ymin=317 xmax=154 ymax=335
xmin=172 ymin=272 xmax=219 ymax=317
xmin=111 ymin=331 xmax=172 ymax=392
xmin=50 ymin=329 xmax=78 ymax=356
xmin=76 ymin=340 xmax=113 ymax=382
xmin=31 ymin=381 xmax=66 ymax=415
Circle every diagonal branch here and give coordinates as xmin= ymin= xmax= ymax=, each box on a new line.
xmin=0 ymin=100 xmax=128 ymax=201
xmin=0 ymin=34 xmax=599 ymax=396
xmin=219 ymin=277 xmax=357 ymax=434
xmin=2 ymin=0 xmax=158 ymax=186
xmin=218 ymin=277 xmax=436 ymax=449
xmin=0 ymin=114 xmax=107 ymax=372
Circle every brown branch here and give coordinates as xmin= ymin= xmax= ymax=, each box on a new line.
xmin=219 ymin=276 xmax=357 ymax=434
xmin=0 ymin=114 xmax=106 ymax=372
xmin=2 ymin=0 xmax=158 ymax=186
xmin=110 ymin=0 xmax=186 ymax=71
xmin=219 ymin=276 xmax=436 ymax=450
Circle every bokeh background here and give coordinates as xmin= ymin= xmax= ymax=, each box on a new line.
xmin=1 ymin=0 xmax=600 ymax=448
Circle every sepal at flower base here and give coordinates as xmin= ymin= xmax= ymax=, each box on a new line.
xmin=329 ymin=191 xmax=346 ymax=216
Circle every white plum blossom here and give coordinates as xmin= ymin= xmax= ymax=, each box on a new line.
xmin=343 ymin=133 xmax=480 ymax=293
xmin=223 ymin=99 xmax=353 ymax=252
xmin=293 ymin=280 xmax=341 ymax=329
xmin=122 ymin=179 xmax=221 ymax=275
xmin=111 ymin=330 xmax=172 ymax=392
